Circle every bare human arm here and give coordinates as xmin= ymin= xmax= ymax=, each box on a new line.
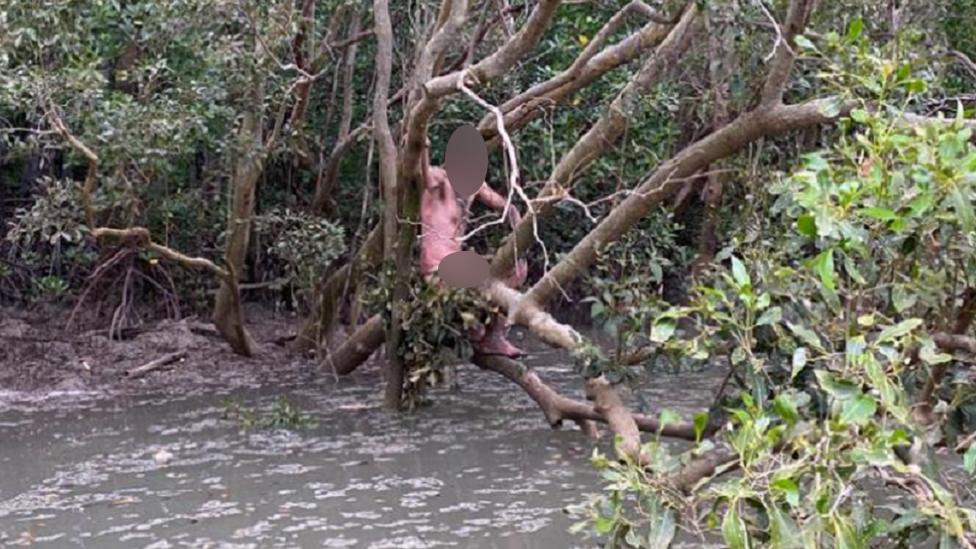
xmin=474 ymin=181 xmax=527 ymax=288
xmin=474 ymin=182 xmax=521 ymax=229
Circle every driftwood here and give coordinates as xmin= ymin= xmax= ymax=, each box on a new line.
xmin=124 ymin=350 xmax=187 ymax=379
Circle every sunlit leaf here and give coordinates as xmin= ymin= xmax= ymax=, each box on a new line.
xmin=694 ymin=412 xmax=709 ymax=442
xmin=651 ymin=318 xmax=677 ymax=343
xmin=771 ymin=478 xmax=801 ymax=508
xmin=816 ymin=370 xmax=860 ymax=401
xmin=797 ymin=214 xmax=817 ymax=236
xmin=658 ymin=408 xmax=681 ymax=430
xmin=731 ymin=256 xmax=751 ymax=288
xmin=790 ymin=347 xmax=807 ymax=380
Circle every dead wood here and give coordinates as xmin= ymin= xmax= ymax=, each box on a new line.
xmin=124 ymin=350 xmax=188 ymax=379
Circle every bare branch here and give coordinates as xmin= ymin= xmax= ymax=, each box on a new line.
xmin=759 ymin=0 xmax=817 ymax=106
xmin=489 ymin=3 xmax=701 ymax=282
xmin=457 ymin=76 xmax=551 ymax=273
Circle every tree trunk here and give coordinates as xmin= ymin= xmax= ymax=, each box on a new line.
xmin=692 ymin=7 xmax=735 ymax=276
xmin=213 ymin=103 xmax=264 ymax=356
xmin=372 ymin=0 xmax=407 ymax=410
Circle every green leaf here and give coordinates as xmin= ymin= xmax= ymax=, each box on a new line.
xmin=767 ymin=502 xmax=802 ymax=548
xmin=816 ymin=370 xmax=860 ymax=401
xmin=794 ymin=34 xmax=816 ymax=50
xmin=658 ymin=408 xmax=681 ymax=430
xmin=809 ymin=249 xmax=836 ymax=290
xmin=756 ymin=306 xmax=782 ymax=327
xmin=891 ymin=285 xmax=917 ymax=314
xmin=771 ymin=477 xmax=801 ymax=508
xmin=773 ymin=394 xmax=799 ymax=425
xmin=850 ymin=108 xmax=869 ymax=123
xmin=796 ymin=214 xmax=817 ymax=236
xmin=919 ymin=340 xmax=953 ymax=365
xmin=876 ymin=318 xmax=922 ymax=343
xmin=647 ymin=508 xmax=677 ymax=549
xmin=651 ymin=317 xmax=677 ymax=343
xmin=819 ymin=97 xmax=844 ymax=118
xmin=859 ymin=207 xmax=897 ymax=221
xmin=731 ymin=256 xmax=751 ymax=288
xmin=833 ymin=515 xmax=864 ymax=549
xmin=949 ymin=187 xmax=976 ymax=232
xmin=788 ymin=322 xmax=824 ymax=352
xmin=722 ymin=501 xmax=751 ymax=549
xmin=840 ymin=394 xmax=877 ymax=425
xmin=693 ymin=412 xmax=709 ymax=442
xmin=964 ymin=444 xmax=976 ymax=474
xmin=846 ymin=17 xmax=864 ymax=41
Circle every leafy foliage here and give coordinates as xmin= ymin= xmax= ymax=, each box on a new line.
xmin=254 ymin=208 xmax=346 ymax=305
xmin=573 ymin=71 xmax=976 ymax=547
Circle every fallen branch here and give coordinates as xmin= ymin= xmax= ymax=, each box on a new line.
xmin=671 ymin=447 xmax=739 ymax=492
xmin=124 ymin=350 xmax=187 ymax=379
xmin=587 ymin=375 xmax=646 ymax=463
xmin=473 ymin=354 xmax=707 ymax=441
xmin=320 ymin=314 xmax=386 ymax=375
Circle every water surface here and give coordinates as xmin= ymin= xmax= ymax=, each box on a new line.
xmin=0 ymin=337 xmax=722 ymax=548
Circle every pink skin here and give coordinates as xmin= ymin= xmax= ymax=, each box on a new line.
xmin=420 ymin=149 xmax=527 ymax=357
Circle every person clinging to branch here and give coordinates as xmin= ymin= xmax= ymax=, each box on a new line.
xmin=418 ymin=139 xmax=528 ymax=357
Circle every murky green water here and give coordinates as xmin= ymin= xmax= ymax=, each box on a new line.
xmin=0 ymin=338 xmax=722 ymax=548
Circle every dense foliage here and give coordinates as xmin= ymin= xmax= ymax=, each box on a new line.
xmin=2 ymin=0 xmax=976 ymax=546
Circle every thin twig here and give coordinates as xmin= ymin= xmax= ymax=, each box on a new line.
xmin=457 ymin=72 xmax=552 ymax=275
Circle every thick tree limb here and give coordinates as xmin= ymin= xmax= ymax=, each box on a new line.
xmin=759 ymin=0 xmax=817 ymax=106
xmin=474 ymin=355 xmax=706 ymax=440
xmin=477 ymin=0 xmax=676 ymax=140
xmin=933 ymin=332 xmax=976 ymax=355
xmin=321 ymin=314 xmax=386 ymax=375
xmin=310 ymin=122 xmax=371 ymax=214
xmin=586 ymin=376 xmax=646 ymax=462
xmin=92 ymin=228 xmax=228 ymax=278
xmin=918 ymin=287 xmax=976 ymax=422
xmin=489 ymin=4 xmax=701 ymax=280
xmin=480 ymin=16 xmax=675 ymax=149
xmin=400 ymin=0 xmax=563 ymax=182
xmin=692 ymin=7 xmax=736 ymax=274
xmin=671 ymin=447 xmax=739 ymax=492
xmin=522 ymin=98 xmax=849 ymax=307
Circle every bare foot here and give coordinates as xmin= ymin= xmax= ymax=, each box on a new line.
xmin=473 ymin=320 xmax=523 ymax=358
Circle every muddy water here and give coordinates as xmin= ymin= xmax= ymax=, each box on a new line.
xmin=0 ymin=336 xmax=722 ymax=548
